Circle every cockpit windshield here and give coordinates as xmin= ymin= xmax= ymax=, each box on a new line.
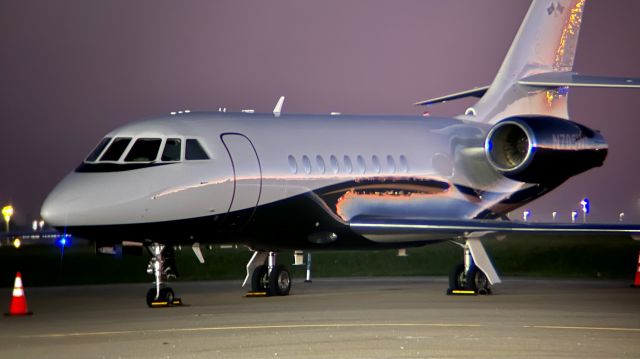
xmin=100 ymin=137 xmax=132 ymax=161
xmin=85 ymin=137 xmax=112 ymax=162
xmin=185 ymin=139 xmax=209 ymax=160
xmin=161 ymin=138 xmax=181 ymax=161
xmin=81 ymin=135 xmax=208 ymax=170
xmin=125 ymin=138 xmax=162 ymax=162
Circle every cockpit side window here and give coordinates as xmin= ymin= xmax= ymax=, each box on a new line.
xmin=161 ymin=138 xmax=182 ymax=162
xmin=185 ymin=139 xmax=209 ymax=160
xmin=100 ymin=137 xmax=132 ymax=161
xmin=85 ymin=137 xmax=112 ymax=162
xmin=124 ymin=138 xmax=162 ymax=162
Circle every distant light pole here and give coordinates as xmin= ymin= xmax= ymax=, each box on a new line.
xmin=619 ymin=212 xmax=625 ymax=222
xmin=552 ymin=211 xmax=557 ymax=222
xmin=580 ymin=198 xmax=590 ymax=223
xmin=571 ymin=211 xmax=578 ymax=223
xmin=523 ymin=210 xmax=531 ymax=222
xmin=2 ymin=205 xmax=14 ymax=233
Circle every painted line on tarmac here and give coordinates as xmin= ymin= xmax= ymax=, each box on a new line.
xmin=21 ymin=323 xmax=640 ymax=339
xmin=526 ymin=325 xmax=640 ymax=333
xmin=21 ymin=323 xmax=483 ymax=338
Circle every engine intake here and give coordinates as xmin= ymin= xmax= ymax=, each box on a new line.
xmin=485 ymin=116 xmax=608 ymax=183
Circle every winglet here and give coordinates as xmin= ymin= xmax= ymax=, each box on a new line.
xmin=273 ymin=96 xmax=285 ymax=118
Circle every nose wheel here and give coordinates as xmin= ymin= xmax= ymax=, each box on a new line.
xmin=145 ymin=243 xmax=182 ymax=307
xmin=146 ymin=287 xmax=176 ymax=307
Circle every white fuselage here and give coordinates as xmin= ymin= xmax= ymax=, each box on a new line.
xmin=41 ymin=112 xmax=541 ymax=249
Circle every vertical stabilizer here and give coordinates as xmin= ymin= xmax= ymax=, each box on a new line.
xmin=464 ymin=0 xmax=586 ymax=124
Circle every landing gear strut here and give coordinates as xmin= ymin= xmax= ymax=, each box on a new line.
xmin=145 ymin=243 xmax=182 ymax=307
xmin=447 ymin=240 xmax=492 ymax=295
xmin=246 ymin=251 xmax=291 ymax=296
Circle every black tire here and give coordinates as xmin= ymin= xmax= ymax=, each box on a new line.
xmin=146 ymin=288 xmax=157 ymax=307
xmin=251 ymin=265 xmax=269 ymax=293
xmin=448 ymin=263 xmax=467 ymax=290
xmin=449 ymin=264 xmax=490 ymax=293
xmin=161 ymin=287 xmax=175 ymax=302
xmin=269 ymin=265 xmax=292 ymax=296
xmin=146 ymin=287 xmax=176 ymax=307
xmin=468 ymin=267 xmax=490 ymax=294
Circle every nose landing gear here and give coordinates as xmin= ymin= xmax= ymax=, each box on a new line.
xmin=145 ymin=243 xmax=182 ymax=307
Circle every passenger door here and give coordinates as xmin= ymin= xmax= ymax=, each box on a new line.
xmin=221 ymin=133 xmax=262 ymax=229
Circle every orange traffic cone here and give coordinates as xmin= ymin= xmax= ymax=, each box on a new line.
xmin=5 ymin=272 xmax=33 ymax=316
xmin=632 ymin=252 xmax=640 ymax=288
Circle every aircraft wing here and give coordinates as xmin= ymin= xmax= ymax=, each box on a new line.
xmin=349 ymin=215 xmax=640 ymax=244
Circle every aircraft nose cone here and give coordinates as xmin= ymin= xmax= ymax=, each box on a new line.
xmin=40 ymin=182 xmax=78 ymax=227
xmin=41 ymin=169 xmax=150 ymax=228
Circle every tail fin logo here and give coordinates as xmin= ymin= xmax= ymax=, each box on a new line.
xmin=547 ymin=2 xmax=565 ymax=16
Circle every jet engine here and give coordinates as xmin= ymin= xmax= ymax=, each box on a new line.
xmin=484 ymin=116 xmax=608 ymax=183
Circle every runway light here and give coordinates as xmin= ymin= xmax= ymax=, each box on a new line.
xmin=580 ymin=198 xmax=590 ymax=223
xmin=2 ymin=205 xmax=14 ymax=232
xmin=56 ymin=236 xmax=70 ymax=248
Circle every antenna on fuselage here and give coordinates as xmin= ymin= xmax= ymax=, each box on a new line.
xmin=273 ymin=96 xmax=285 ymax=118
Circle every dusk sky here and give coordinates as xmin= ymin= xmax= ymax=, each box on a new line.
xmin=1 ymin=0 xmax=639 ymax=225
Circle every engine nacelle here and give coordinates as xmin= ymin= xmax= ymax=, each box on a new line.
xmin=484 ymin=116 xmax=608 ymax=183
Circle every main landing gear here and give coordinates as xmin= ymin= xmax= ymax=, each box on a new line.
xmin=245 ymin=251 xmax=292 ymax=297
xmin=447 ymin=239 xmax=499 ymax=296
xmin=145 ymin=243 xmax=182 ymax=307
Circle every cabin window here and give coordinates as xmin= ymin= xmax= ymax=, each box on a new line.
xmin=288 ymin=155 xmax=298 ymax=174
xmin=371 ymin=155 xmax=381 ymax=174
xmin=343 ymin=155 xmax=353 ymax=174
xmin=386 ymin=155 xmax=396 ymax=173
xmin=330 ymin=155 xmax=339 ymax=174
xmin=399 ymin=155 xmax=409 ymax=173
xmin=86 ymin=137 xmax=112 ymax=162
xmin=185 ymin=139 xmax=209 ymax=160
xmin=302 ymin=155 xmax=312 ymax=174
xmin=356 ymin=155 xmax=366 ymax=174
xmin=316 ymin=155 xmax=326 ymax=174
xmin=125 ymin=138 xmax=162 ymax=162
xmin=100 ymin=137 xmax=132 ymax=161
xmin=161 ymin=138 xmax=182 ymax=161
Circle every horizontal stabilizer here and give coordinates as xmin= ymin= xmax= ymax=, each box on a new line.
xmin=350 ymin=216 xmax=640 ymax=243
xmin=519 ymin=71 xmax=640 ymax=89
xmin=414 ymin=86 xmax=489 ymax=106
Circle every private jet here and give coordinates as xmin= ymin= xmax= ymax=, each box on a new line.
xmin=41 ymin=0 xmax=640 ymax=306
